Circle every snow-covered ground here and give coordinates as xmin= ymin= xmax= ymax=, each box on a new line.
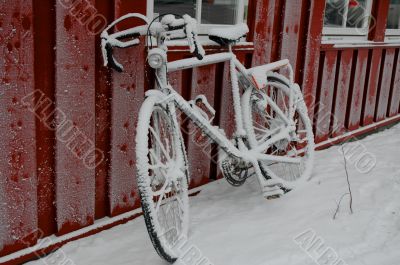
xmin=28 ymin=124 xmax=400 ymax=265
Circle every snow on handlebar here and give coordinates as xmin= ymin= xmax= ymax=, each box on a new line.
xmin=101 ymin=13 xmax=205 ymax=72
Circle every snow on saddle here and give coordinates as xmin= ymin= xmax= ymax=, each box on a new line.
xmin=208 ymin=23 xmax=249 ymax=46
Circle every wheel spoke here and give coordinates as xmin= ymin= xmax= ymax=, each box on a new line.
xmin=254 ymin=125 xmax=270 ymax=134
xmin=280 ymin=90 xmax=288 ymax=115
xmin=149 ymin=125 xmax=171 ymax=161
xmin=155 ymin=179 xmax=170 ymax=215
xmin=256 ymin=126 xmax=284 ymax=144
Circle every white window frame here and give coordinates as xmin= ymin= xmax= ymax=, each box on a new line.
xmin=322 ymin=0 xmax=374 ymax=42
xmin=385 ymin=1 xmax=400 ymax=40
xmin=386 ymin=29 xmax=400 ymax=41
xmin=147 ymin=0 xmax=247 ymax=35
xmin=386 ymin=29 xmax=400 ymax=35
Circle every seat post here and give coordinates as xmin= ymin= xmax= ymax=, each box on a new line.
xmin=228 ymin=44 xmax=233 ymax=53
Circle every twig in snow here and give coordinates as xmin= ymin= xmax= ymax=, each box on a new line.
xmin=341 ymin=145 xmax=353 ymax=214
xmin=333 ymin=146 xmax=354 ymax=220
xmin=333 ymin=192 xmax=349 ymax=220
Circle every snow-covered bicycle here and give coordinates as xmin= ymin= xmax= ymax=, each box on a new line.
xmin=101 ymin=13 xmax=314 ymax=263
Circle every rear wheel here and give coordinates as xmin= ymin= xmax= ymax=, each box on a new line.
xmin=242 ymin=73 xmax=314 ymax=188
xmin=136 ymin=97 xmax=189 ymax=263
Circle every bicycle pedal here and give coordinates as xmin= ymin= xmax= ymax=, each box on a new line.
xmin=281 ymin=186 xmax=292 ymax=194
xmin=266 ymin=194 xmax=282 ymax=200
xmin=262 ymin=186 xmax=284 ymax=199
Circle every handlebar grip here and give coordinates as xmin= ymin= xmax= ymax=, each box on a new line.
xmin=104 ymin=41 xmax=123 ymax=73
xmin=182 ymin=15 xmax=205 ymax=60
xmin=193 ymin=40 xmax=204 ymax=60
xmin=100 ymin=13 xmax=149 ymax=72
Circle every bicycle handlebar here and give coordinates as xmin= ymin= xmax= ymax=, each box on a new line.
xmin=101 ymin=13 xmax=205 ymax=72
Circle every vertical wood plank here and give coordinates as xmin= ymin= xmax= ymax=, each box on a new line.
xmin=32 ymin=0 xmax=57 ymax=236
xmin=55 ymin=0 xmax=96 ymax=234
xmin=331 ymin=50 xmax=353 ymax=137
xmin=218 ymin=63 xmax=236 ymax=140
xmin=375 ymin=49 xmax=396 ymax=122
xmin=314 ymin=51 xmax=337 ymax=143
xmin=0 ymin=0 xmax=38 ymax=255
xmin=186 ymin=65 xmax=216 ymax=188
xmin=109 ymin=0 xmax=146 ymax=216
xmin=209 ymin=62 xmax=224 ymax=180
xmin=369 ymin=0 xmax=390 ymax=42
xmin=168 ymin=53 xmax=185 ymax=95
xmin=280 ymin=0 xmax=307 ymax=81
xmin=388 ymin=49 xmax=400 ymax=117
xmin=210 ymin=61 xmax=234 ymax=180
xmin=94 ymin=0 xmax=114 ymax=219
xmin=361 ymin=49 xmax=382 ymax=125
xmin=346 ymin=49 xmax=369 ymax=130
xmin=302 ymin=0 xmax=326 ymax=121
xmin=250 ymin=0 xmax=284 ymax=65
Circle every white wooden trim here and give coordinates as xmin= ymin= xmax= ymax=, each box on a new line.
xmin=386 ymin=29 xmax=400 ymax=36
xmin=196 ymin=0 xmax=202 ymax=24
xmin=385 ymin=36 xmax=400 ymax=42
xmin=363 ymin=0 xmax=374 ymax=29
xmin=146 ymin=0 xmax=154 ymax=20
xmin=198 ymin=23 xmax=243 ymax=35
xmin=323 ymin=27 xmax=369 ymax=36
xmin=342 ymin=0 xmax=349 ymax=27
xmin=322 ymin=35 xmax=369 ymax=42
xmin=236 ymin=0 xmax=245 ymax=24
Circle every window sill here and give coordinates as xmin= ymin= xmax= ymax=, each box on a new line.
xmin=165 ymin=39 xmax=254 ymax=52
xmin=321 ymin=40 xmax=400 ymax=50
xmin=385 ymin=36 xmax=400 ymax=42
xmin=322 ymin=35 xmax=369 ymax=43
xmin=386 ymin=29 xmax=400 ymax=36
xmin=322 ymin=39 xmax=374 ymax=45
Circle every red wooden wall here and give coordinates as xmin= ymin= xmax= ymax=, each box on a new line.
xmin=0 ymin=0 xmax=38 ymax=259
xmin=1 ymin=0 xmax=400 ymax=263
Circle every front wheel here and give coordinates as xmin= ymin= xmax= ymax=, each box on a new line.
xmin=136 ymin=96 xmax=189 ymax=263
xmin=242 ymin=73 xmax=315 ymax=188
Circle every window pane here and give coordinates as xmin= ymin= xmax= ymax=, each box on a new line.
xmin=154 ymin=0 xmax=196 ymax=18
xmin=346 ymin=0 xmax=368 ymax=28
xmin=243 ymin=0 xmax=249 ymax=22
xmin=201 ymin=0 xmax=238 ymax=25
xmin=324 ymin=0 xmax=346 ymax=28
xmin=387 ymin=0 xmax=400 ymax=29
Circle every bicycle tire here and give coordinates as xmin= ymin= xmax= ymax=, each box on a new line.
xmin=136 ymin=95 xmax=189 ymax=263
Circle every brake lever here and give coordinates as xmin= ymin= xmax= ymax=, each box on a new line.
xmin=101 ymin=31 xmax=141 ymax=72
xmin=183 ymin=15 xmax=205 ymax=60
xmin=101 ymin=37 xmax=124 ymax=72
xmin=100 ymin=13 xmax=149 ymax=72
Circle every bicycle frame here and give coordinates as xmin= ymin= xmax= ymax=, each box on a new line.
xmin=153 ymin=50 xmax=300 ymax=166
xmin=101 ymin=15 xmax=314 ymax=261
xmin=101 ymin=13 xmax=299 ymax=166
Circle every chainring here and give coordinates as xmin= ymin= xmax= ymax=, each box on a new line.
xmin=221 ymin=157 xmax=250 ymax=187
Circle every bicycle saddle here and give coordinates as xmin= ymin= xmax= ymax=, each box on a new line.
xmin=208 ymin=23 xmax=249 ymax=46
